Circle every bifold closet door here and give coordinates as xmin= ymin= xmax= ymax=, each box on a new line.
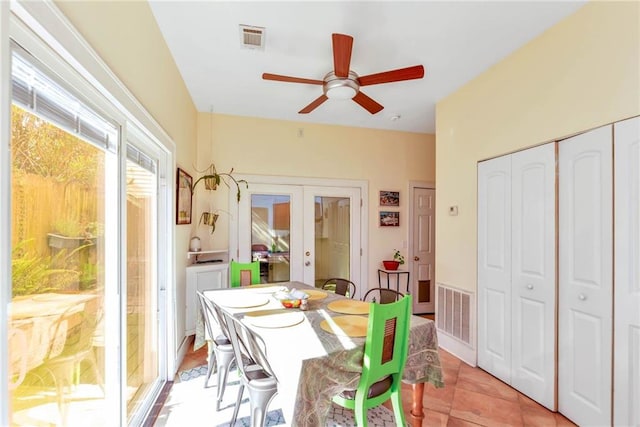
xmin=614 ymin=116 xmax=640 ymax=426
xmin=510 ymin=143 xmax=556 ymax=410
xmin=478 ymin=155 xmax=512 ymax=382
xmin=559 ymin=125 xmax=612 ymax=426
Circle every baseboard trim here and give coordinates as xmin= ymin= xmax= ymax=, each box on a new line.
xmin=175 ymin=335 xmax=192 ymax=374
xmin=437 ymin=330 xmax=477 ymax=367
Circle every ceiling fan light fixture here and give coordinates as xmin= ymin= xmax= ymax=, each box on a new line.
xmin=323 ymin=70 xmax=359 ymax=100
xmin=326 ymin=85 xmax=357 ymax=100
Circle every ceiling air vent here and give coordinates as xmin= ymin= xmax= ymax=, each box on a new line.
xmin=239 ymin=25 xmax=265 ymax=50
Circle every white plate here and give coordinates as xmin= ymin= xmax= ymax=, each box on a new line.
xmin=217 ymin=294 xmax=269 ymax=309
xmin=245 ymin=311 xmax=305 ymax=329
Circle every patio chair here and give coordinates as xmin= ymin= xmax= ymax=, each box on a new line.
xmin=322 ymin=278 xmax=357 ymax=299
xmin=39 ymin=297 xmax=103 ymax=423
xmin=223 ymin=312 xmax=278 ymax=427
xmin=196 ymin=291 xmax=235 ymax=410
xmin=332 ymin=294 xmax=412 ymax=427
xmin=362 ymin=287 xmax=404 ymax=304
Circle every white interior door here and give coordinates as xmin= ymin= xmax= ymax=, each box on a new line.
xmin=510 ymin=142 xmax=556 ymax=410
xmin=411 ymin=187 xmax=435 ymax=313
xmin=559 ymin=125 xmax=613 ymax=426
xmin=614 ymin=116 xmax=640 ymax=427
xmin=477 ymin=155 xmax=512 ymax=383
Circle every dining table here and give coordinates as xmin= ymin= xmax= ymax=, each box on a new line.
xmin=203 ymin=281 xmax=443 ymax=426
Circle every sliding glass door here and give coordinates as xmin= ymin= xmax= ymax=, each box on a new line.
xmin=125 ymin=143 xmax=162 ymax=423
xmin=6 ymin=38 xmax=168 ymax=426
xmin=8 ymin=92 xmax=113 ymax=426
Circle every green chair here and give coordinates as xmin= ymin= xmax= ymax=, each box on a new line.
xmin=332 ymin=294 xmax=412 ymax=426
xmin=230 ymin=260 xmax=260 ymax=287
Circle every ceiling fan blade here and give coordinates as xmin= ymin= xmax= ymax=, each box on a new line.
xmin=332 ymin=33 xmax=353 ymax=78
xmin=299 ymin=95 xmax=328 ymax=114
xmin=352 ymin=91 xmax=384 ymax=114
xmin=262 ymin=73 xmax=323 ymax=85
xmin=358 ymin=65 xmax=425 ymax=87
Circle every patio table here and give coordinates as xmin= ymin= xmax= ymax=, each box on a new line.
xmin=9 ymin=293 xmax=97 ymax=386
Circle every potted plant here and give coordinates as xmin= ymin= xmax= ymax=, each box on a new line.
xmin=382 ymin=249 xmax=405 ymax=270
xmin=191 ymin=163 xmax=248 ymax=202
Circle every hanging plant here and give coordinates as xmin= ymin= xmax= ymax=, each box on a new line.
xmin=191 ymin=163 xmax=248 ymax=202
xmin=198 ymin=209 xmax=232 ymax=234
xmin=199 ymin=211 xmax=219 ymax=234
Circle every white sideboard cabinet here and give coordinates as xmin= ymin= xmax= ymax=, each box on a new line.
xmin=185 ymin=260 xmax=229 ymax=336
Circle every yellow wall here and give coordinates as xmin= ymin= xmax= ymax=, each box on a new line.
xmin=54 ymin=1 xmax=198 ymax=344
xmin=54 ymin=1 xmax=197 ymax=168
xmin=435 ymin=1 xmax=640 ymax=292
xmin=195 ymin=113 xmax=436 ymax=285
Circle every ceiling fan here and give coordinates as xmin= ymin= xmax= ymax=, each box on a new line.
xmin=262 ymin=33 xmax=425 ymax=115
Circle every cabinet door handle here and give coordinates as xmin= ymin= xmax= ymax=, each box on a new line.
xmin=305 ymin=261 xmax=311 ymax=266
xmin=526 ymin=284 xmax=533 ymax=290
xmin=414 ymin=256 xmax=420 ymax=261
xmin=578 ymin=293 xmax=587 ymax=301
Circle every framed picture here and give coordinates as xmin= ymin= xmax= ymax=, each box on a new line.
xmin=379 ymin=190 xmax=400 ymax=207
xmin=176 ymin=168 xmax=193 ymax=224
xmin=379 ymin=211 xmax=400 ymax=227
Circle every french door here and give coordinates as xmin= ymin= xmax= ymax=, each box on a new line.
xmin=234 ymin=181 xmax=362 ymax=293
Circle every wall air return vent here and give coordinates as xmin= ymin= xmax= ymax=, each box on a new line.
xmin=239 ymin=25 xmax=265 ymax=50
xmin=437 ymin=283 xmax=473 ymax=346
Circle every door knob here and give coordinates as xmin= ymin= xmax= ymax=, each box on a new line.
xmin=578 ymin=294 xmax=587 ymax=301
xmin=526 ymin=284 xmax=533 ymax=290
xmin=305 ymin=261 xmax=311 ymax=266
xmin=414 ymin=256 xmax=420 ymax=261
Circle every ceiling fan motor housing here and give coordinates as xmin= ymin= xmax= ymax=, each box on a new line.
xmin=323 ymin=71 xmax=359 ymax=99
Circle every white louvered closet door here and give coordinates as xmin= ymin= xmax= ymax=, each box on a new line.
xmin=477 ymin=155 xmax=512 ymax=383
xmin=613 ymin=116 xmax=640 ymax=427
xmin=559 ymin=125 xmax=613 ymax=426
xmin=510 ymin=143 xmax=556 ymax=410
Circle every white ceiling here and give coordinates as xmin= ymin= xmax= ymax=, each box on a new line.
xmin=149 ymin=1 xmax=585 ymax=134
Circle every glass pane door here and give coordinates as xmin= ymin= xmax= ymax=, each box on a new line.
xmin=250 ymin=194 xmax=291 ymax=283
xmin=9 ymin=104 xmax=109 ymax=425
xmin=311 ymin=196 xmax=351 ymax=287
xmin=237 ymin=184 xmax=303 ymax=281
xmin=125 ymin=151 xmax=159 ymax=420
xmin=303 ymin=187 xmax=360 ymax=293
xmin=236 ymin=182 xmax=361 ymax=290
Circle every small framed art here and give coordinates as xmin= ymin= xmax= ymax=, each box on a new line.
xmin=176 ymin=168 xmax=193 ymax=224
xmin=379 ymin=211 xmax=400 ymax=227
xmin=379 ymin=190 xmax=399 ymax=207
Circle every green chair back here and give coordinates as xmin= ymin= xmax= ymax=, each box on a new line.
xmin=229 ymin=260 xmax=260 ymax=287
xmin=332 ymin=294 xmax=412 ymax=426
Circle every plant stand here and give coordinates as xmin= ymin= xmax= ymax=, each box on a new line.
xmin=377 ymin=268 xmax=410 ymax=294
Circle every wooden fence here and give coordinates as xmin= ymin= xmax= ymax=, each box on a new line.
xmin=11 ymin=172 xmax=99 ymax=256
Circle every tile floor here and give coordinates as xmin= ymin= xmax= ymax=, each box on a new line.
xmin=165 ymin=341 xmax=576 ymax=427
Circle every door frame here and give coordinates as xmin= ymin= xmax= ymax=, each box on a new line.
xmin=408 ymin=181 xmax=435 ymax=312
xmin=229 ymin=175 xmax=368 ymax=291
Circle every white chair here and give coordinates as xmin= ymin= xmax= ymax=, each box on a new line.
xmin=223 ymin=312 xmax=278 ymax=427
xmin=196 ymin=291 xmax=235 ymax=410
